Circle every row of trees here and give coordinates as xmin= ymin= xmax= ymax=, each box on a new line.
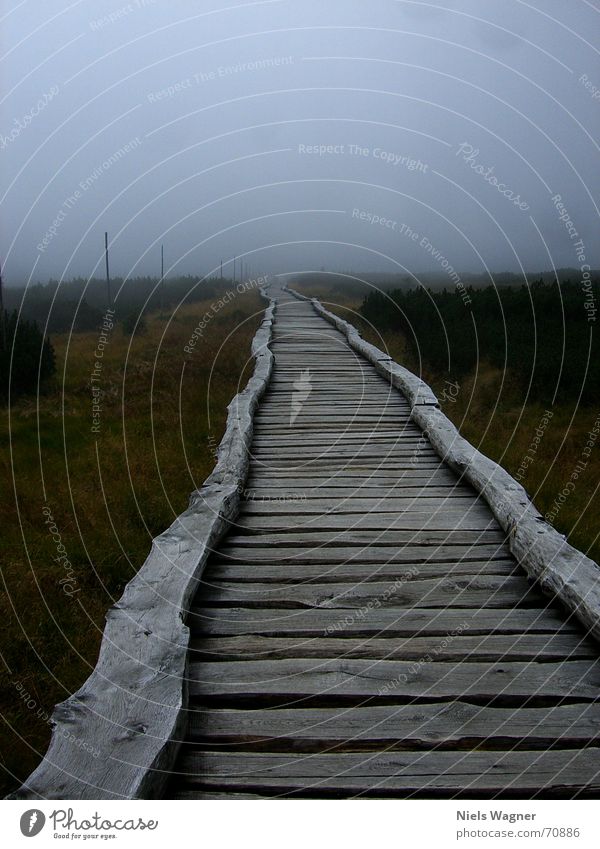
xmin=3 ymin=274 xmax=230 ymax=333
xmin=361 ymin=279 xmax=600 ymax=405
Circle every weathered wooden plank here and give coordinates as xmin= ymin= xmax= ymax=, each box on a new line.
xmin=258 ymin=400 xmax=409 ymax=407
xmin=246 ymin=471 xmax=463 ymax=485
xmin=250 ymin=461 xmax=446 ymax=471
xmin=251 ymin=451 xmax=440 ymax=462
xmin=240 ymin=498 xmax=489 ymax=515
xmin=254 ymin=428 xmax=414 ymax=434
xmin=216 ymin=537 xmax=510 ymax=556
xmin=189 ymin=606 xmax=577 ymax=637
xmin=203 ymin=561 xmax=518 ymax=584
xmin=185 ymin=701 xmax=600 ymax=746
xmin=199 ymin=575 xmax=540 ymax=609
xmin=213 ymin=544 xmax=509 ymax=564
xmin=245 ymin=482 xmax=463 ymax=495
xmin=243 ymin=488 xmax=477 ymax=501
xmin=256 ymin=406 xmax=411 ymax=413
xmin=254 ymin=415 xmax=414 ymax=423
xmin=251 ymin=451 xmax=441 ymax=462
xmin=248 ymin=464 xmax=446 ymax=475
xmin=220 ymin=529 xmax=507 ymax=546
xmin=189 ymin=632 xmax=597 ymax=661
xmin=172 ymin=790 xmax=266 ymax=799
xmin=253 ymin=427 xmax=417 ymax=435
xmin=235 ymin=512 xmax=497 ymax=531
xmin=174 ymin=748 xmax=600 ymax=795
xmin=188 ymin=658 xmax=600 ymax=700
xmin=251 ymin=438 xmax=422 ymax=447
xmin=261 ymin=395 xmax=405 ymax=403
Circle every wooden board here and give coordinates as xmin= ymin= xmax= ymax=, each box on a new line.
xmin=211 ymin=545 xmax=511 ymax=566
xmin=185 ymin=701 xmax=600 ymax=746
xmin=173 ymin=749 xmax=600 ymax=796
xmin=188 ymin=658 xmax=600 ymax=701
xmin=198 ymin=575 xmax=541 ymax=609
xmin=189 ymin=606 xmax=576 ymax=638
xmin=202 ymin=561 xmax=519 ymax=584
xmin=189 ymin=633 xmax=598 ymax=662
xmin=234 ymin=512 xmax=498 ymax=531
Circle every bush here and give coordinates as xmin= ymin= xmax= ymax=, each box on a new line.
xmin=0 ymin=310 xmax=56 ymax=400
xmin=361 ymin=279 xmax=600 ymax=405
xmin=122 ymin=311 xmax=147 ymax=336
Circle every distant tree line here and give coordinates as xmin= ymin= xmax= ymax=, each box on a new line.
xmin=0 ymin=273 xmax=240 ymax=401
xmin=2 ymin=274 xmax=228 ymax=334
xmin=361 ymin=278 xmax=600 ymax=405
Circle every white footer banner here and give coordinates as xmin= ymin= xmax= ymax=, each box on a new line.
xmin=1 ymin=800 xmax=598 ymax=847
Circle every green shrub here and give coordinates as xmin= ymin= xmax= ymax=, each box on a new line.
xmin=0 ymin=310 xmax=56 ymax=401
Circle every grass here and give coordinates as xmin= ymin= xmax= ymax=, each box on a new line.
xmin=0 ymin=286 xmax=263 ymax=796
xmin=293 ymin=279 xmax=600 ymax=568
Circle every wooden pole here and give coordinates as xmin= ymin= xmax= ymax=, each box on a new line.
xmin=160 ymin=243 xmax=164 ymax=310
xmin=220 ymin=259 xmax=223 ymax=281
xmin=0 ymin=256 xmax=4 ymax=352
xmin=233 ymin=256 xmax=236 ymax=284
xmin=104 ymin=232 xmax=112 ymax=309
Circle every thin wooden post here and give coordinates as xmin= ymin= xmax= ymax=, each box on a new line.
xmin=104 ymin=232 xmax=112 ymax=309
xmin=0 ymin=256 xmax=5 ymax=352
xmin=160 ymin=244 xmax=164 ymax=310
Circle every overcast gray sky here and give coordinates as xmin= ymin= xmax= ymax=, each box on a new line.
xmin=1 ymin=0 xmax=599 ymax=285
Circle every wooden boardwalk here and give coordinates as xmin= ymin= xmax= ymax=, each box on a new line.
xmin=169 ymin=287 xmax=600 ymax=799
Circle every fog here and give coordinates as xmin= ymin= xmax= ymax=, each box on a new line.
xmin=1 ymin=0 xmax=599 ymax=286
